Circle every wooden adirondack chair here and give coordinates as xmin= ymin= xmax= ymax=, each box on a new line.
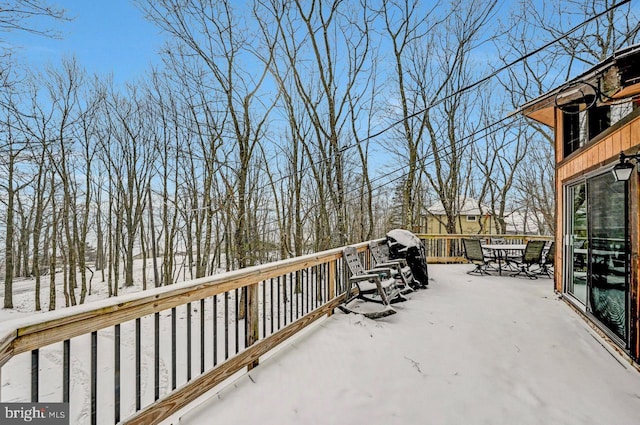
xmin=338 ymin=246 xmax=406 ymax=319
xmin=369 ymin=239 xmax=420 ymax=291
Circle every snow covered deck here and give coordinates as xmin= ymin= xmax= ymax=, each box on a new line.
xmin=178 ymin=264 xmax=640 ymax=425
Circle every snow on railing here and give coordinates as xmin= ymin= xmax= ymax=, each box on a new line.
xmin=0 ymin=242 xmax=371 ymax=425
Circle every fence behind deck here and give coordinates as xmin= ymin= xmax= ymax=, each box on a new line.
xmin=417 ymin=234 xmax=554 ymax=263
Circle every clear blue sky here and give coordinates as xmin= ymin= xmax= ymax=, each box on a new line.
xmin=8 ymin=0 xmax=164 ymax=84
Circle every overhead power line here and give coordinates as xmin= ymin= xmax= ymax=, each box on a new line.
xmin=258 ymin=0 xmax=633 ymax=197
xmin=179 ymin=0 xmax=634 ymax=229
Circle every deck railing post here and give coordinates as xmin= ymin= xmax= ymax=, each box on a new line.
xmin=328 ymin=260 xmax=336 ymax=317
xmin=247 ymin=282 xmax=260 ymax=370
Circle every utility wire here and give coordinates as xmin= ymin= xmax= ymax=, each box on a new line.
xmin=155 ymin=0 xmax=634 ymax=223
xmin=252 ymin=0 xmax=633 ymax=198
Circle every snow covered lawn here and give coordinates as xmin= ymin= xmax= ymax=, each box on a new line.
xmin=179 ymin=264 xmax=640 ymax=425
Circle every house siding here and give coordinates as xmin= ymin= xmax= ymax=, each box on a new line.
xmin=555 ymin=109 xmax=640 ymax=362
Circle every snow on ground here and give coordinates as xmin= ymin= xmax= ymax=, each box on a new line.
xmin=179 ymin=264 xmax=640 ymax=425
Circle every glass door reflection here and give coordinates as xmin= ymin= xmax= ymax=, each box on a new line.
xmin=587 ymin=172 xmax=628 ymax=342
xmin=567 ymin=183 xmax=588 ymax=304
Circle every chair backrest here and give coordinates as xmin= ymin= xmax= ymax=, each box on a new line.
xmin=462 ymin=238 xmax=484 ymax=262
xmin=369 ymin=240 xmax=390 ymax=264
xmin=545 ymin=242 xmax=555 ymax=265
xmin=523 ymin=240 xmax=546 ymax=264
xmin=343 ymin=246 xmax=366 ymax=276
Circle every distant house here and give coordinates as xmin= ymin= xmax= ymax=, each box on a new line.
xmin=503 ymin=210 xmax=544 ymax=235
xmin=520 ymin=44 xmax=640 ymax=364
xmin=424 ymin=197 xmax=493 ymax=234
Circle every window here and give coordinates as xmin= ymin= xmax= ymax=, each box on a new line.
xmin=466 ymin=215 xmax=477 ymax=222
xmin=563 ymin=104 xmax=614 ymax=158
xmin=563 ymin=106 xmax=581 ymax=157
xmin=588 ymin=105 xmax=611 ymax=140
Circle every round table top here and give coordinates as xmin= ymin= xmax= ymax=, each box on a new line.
xmin=482 ymin=244 xmax=527 ymax=250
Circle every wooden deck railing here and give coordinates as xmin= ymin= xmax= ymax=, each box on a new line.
xmin=0 ymin=243 xmax=373 ymax=425
xmin=417 ymin=234 xmax=553 ymax=263
xmin=0 ymin=234 xmax=551 ymax=424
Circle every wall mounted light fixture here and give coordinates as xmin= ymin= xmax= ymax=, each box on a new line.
xmin=612 ymin=151 xmax=640 ymax=182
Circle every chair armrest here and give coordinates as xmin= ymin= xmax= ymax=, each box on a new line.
xmin=365 ymin=267 xmax=393 ymax=276
xmin=349 ymin=274 xmax=382 ymax=283
xmin=375 ymin=260 xmax=407 ymax=268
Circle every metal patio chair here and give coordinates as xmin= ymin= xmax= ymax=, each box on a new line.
xmin=462 ymin=238 xmax=494 ymax=275
xmin=536 ymin=241 xmax=555 ymax=278
xmin=509 ymin=240 xmax=547 ymax=279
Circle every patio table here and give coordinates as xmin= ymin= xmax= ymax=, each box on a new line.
xmin=482 ymin=244 xmax=527 ymax=275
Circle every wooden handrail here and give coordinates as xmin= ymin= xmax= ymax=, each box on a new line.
xmin=0 ymin=235 xmax=552 ymax=425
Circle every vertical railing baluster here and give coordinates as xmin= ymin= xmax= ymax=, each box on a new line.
xmin=171 ymin=308 xmax=176 ymax=390
xmin=154 ymin=312 xmax=160 ymax=401
xmin=318 ymin=264 xmax=323 ymax=306
xmin=187 ymin=303 xmax=192 ymax=381
xmin=326 ymin=262 xmax=330 ymax=302
xmin=63 ymin=339 xmax=70 ymax=403
xmin=262 ymin=280 xmax=266 ymax=338
xmin=31 ymin=349 xmax=38 ymax=402
xmin=282 ymin=275 xmax=287 ymax=326
xmin=270 ymin=278 xmax=274 ymax=335
xmin=224 ymin=292 xmax=229 ymax=360
xmin=307 ymin=267 xmax=311 ymax=312
xmin=200 ymin=299 xmax=205 ymax=374
xmin=213 ymin=295 xmax=218 ymax=366
xmin=277 ymin=276 xmax=281 ymax=330
xmin=289 ymin=272 xmax=294 ymax=323
xmin=234 ymin=288 xmax=239 ymax=354
xmin=114 ymin=325 xmax=120 ymax=424
xmin=135 ymin=318 xmax=141 ymax=411
xmin=91 ymin=331 xmax=97 ymax=425
xmin=296 ymin=270 xmax=307 ymax=319
xmin=313 ymin=265 xmax=317 ymax=308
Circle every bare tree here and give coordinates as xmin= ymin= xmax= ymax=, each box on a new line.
xmin=19 ymin=79 xmax=55 ymax=310
xmin=0 ymin=95 xmax=34 ymax=308
xmin=44 ymin=58 xmax=86 ymax=306
xmin=139 ymin=0 xmax=277 ymax=270
xmin=381 ymin=0 xmax=442 ymax=230
xmin=0 ymin=0 xmax=67 ymax=36
xmin=103 ymin=83 xmax=157 ymax=287
xmin=411 ymin=0 xmax=497 ymax=235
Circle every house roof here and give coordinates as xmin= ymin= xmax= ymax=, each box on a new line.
xmin=519 ymin=43 xmax=640 ymax=127
xmin=427 ymin=197 xmax=490 ymax=216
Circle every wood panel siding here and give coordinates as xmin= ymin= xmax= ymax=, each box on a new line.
xmin=555 ymin=111 xmax=640 ymax=362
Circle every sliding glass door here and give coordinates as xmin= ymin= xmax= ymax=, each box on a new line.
xmin=587 ymin=172 xmax=628 ymax=342
xmin=564 ymin=173 xmax=629 ymax=343
xmin=566 ymin=183 xmax=588 ymax=304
